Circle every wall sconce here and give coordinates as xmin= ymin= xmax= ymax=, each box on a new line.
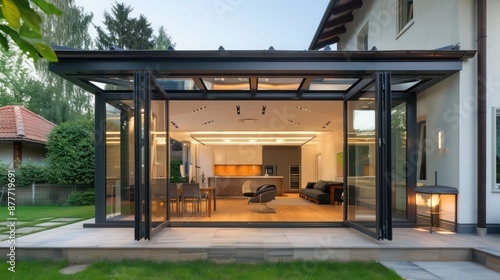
xmin=438 ymin=130 xmax=445 ymax=149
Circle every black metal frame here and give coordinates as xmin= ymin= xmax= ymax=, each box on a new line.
xmin=57 ymin=49 xmax=473 ymax=239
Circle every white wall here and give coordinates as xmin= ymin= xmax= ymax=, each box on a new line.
xmin=338 ymin=0 xmax=461 ymax=51
xmin=0 ymin=143 xmax=13 ymax=168
xmin=301 ymin=144 xmax=316 ymax=187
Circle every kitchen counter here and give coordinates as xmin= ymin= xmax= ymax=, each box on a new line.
xmin=208 ymin=176 xmax=283 ymax=196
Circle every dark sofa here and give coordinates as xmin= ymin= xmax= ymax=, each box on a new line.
xmin=299 ymin=180 xmax=343 ymax=205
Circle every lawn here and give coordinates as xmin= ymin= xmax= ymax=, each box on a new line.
xmin=0 ymin=205 xmax=94 ymax=238
xmin=0 ymin=259 xmax=401 ymax=279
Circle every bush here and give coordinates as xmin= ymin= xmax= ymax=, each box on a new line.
xmin=0 ymin=163 xmax=9 ymax=186
xmin=170 ymin=159 xmax=182 ymax=183
xmin=65 ymin=189 xmax=95 ymax=206
xmin=46 ymin=118 xmax=95 ymax=184
xmin=15 ymin=160 xmax=48 ymax=186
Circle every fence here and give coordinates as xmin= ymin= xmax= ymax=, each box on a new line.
xmin=0 ymin=184 xmax=94 ymax=206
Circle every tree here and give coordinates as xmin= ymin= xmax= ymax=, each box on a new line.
xmin=155 ymin=25 xmax=175 ymax=50
xmin=33 ymin=0 xmax=94 ymax=122
xmin=95 ymin=2 xmax=155 ymax=50
xmin=46 ymin=118 xmax=95 ymax=184
xmin=0 ymin=0 xmax=61 ymax=62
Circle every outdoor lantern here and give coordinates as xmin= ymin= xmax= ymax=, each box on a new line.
xmin=415 ymin=184 xmax=458 ymax=233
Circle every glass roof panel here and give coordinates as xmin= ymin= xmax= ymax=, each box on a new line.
xmin=308 ymin=78 xmax=358 ymax=91
xmin=88 ymin=78 xmax=132 ymax=90
xmin=392 ymin=78 xmax=421 ymax=91
xmin=258 ymin=78 xmax=302 ymax=91
xmin=157 ymin=78 xmax=196 ymax=90
xmin=202 ymin=78 xmax=249 ymax=90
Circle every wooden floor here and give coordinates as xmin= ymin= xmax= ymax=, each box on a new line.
xmin=168 ymin=194 xmax=344 ymax=222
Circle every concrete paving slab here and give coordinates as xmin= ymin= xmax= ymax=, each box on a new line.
xmin=52 ymin=218 xmax=79 ymax=222
xmin=59 ymin=264 xmax=89 ymax=275
xmin=16 ymin=227 xmax=43 ymax=234
xmin=35 ymin=222 xmax=65 ymax=227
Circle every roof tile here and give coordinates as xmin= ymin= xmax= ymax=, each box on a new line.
xmin=0 ymin=106 xmax=55 ymax=143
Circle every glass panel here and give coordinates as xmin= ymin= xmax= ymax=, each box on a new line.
xmin=258 ymin=78 xmax=302 ymax=91
xmin=392 ymin=78 xmax=421 ymax=91
xmin=346 ymin=96 xmax=377 ymax=230
xmin=202 ymin=78 xmax=249 ymax=90
xmin=105 ymin=101 xmax=134 ymax=221
xmin=89 ymin=78 xmax=133 ymax=91
xmin=391 ymin=102 xmax=407 ymax=219
xmin=150 ymin=101 xmax=168 ymax=223
xmin=157 ymin=78 xmax=196 ymax=90
xmin=308 ymin=78 xmax=358 ymax=91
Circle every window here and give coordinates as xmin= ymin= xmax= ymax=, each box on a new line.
xmin=417 ymin=120 xmax=426 ymax=181
xmin=399 ymin=0 xmax=414 ymax=32
xmin=357 ymin=23 xmax=369 ymax=50
xmin=496 ymin=111 xmax=500 ymax=191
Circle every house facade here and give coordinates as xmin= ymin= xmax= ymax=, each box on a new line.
xmin=0 ymin=106 xmax=55 ymax=168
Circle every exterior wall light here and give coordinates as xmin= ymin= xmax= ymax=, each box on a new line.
xmin=438 ymin=130 xmax=445 ymax=149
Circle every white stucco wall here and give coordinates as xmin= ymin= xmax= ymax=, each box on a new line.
xmin=0 ymin=143 xmax=13 ymax=168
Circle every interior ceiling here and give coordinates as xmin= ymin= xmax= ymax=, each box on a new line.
xmin=169 ymin=100 xmax=343 ymax=145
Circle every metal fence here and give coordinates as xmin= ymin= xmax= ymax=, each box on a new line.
xmin=0 ymin=184 xmax=94 ymax=206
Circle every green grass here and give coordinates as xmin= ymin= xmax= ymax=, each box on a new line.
xmin=0 ymin=205 xmax=94 ymax=237
xmin=0 ymin=259 xmax=401 ymax=279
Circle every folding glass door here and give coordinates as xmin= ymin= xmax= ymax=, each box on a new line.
xmin=343 ymin=72 xmax=392 ymax=240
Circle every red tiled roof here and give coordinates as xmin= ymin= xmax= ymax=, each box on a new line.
xmin=0 ymin=106 xmax=55 ymax=143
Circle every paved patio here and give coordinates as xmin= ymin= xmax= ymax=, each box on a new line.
xmin=1 ymin=219 xmax=500 ymax=279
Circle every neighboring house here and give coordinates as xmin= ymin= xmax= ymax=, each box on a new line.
xmin=312 ymin=0 xmax=496 ymax=234
xmin=0 ymin=106 xmax=55 ymax=169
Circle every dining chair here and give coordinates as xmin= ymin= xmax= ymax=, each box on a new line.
xmin=181 ymin=183 xmax=204 ymax=214
xmin=167 ymin=183 xmax=180 ymax=215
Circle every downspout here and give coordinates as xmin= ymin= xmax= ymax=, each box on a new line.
xmin=477 ymin=0 xmax=487 ymax=236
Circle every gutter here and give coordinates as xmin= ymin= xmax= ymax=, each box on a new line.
xmin=477 ymin=0 xmax=487 ymax=236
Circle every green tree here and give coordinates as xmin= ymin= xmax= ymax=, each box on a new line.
xmin=0 ymin=0 xmax=61 ymax=62
xmin=95 ymin=2 xmax=155 ymax=50
xmin=33 ymin=0 xmax=94 ymax=122
xmin=46 ymin=118 xmax=95 ymax=184
xmin=155 ymin=25 xmax=175 ymax=50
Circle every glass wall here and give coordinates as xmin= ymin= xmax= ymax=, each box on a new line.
xmin=150 ymin=101 xmax=168 ymax=223
xmin=391 ymin=102 xmax=407 ymax=219
xmin=105 ymin=101 xmax=135 ymax=221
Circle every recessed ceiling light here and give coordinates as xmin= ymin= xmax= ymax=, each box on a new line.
xmin=322 ymin=121 xmax=331 ymax=129
xmin=296 ymin=106 xmax=311 ymax=112
xmin=236 ymin=105 xmax=240 ymax=115
xmin=171 ymin=121 xmax=179 ymax=128
xmin=288 ymin=119 xmax=300 ymax=125
xmin=262 ymin=105 xmax=266 ymax=115
xmin=192 ymin=106 xmax=207 ymax=113
xmin=202 ymin=120 xmax=214 ymax=125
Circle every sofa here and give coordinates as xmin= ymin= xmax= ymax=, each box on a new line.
xmin=299 ymin=180 xmax=343 ymax=205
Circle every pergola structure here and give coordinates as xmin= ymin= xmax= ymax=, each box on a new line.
xmin=49 ymin=48 xmax=474 ymax=240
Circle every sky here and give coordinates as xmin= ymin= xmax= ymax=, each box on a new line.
xmin=75 ymin=0 xmax=330 ymax=50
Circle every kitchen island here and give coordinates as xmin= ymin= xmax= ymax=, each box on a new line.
xmin=208 ymin=176 xmax=283 ymax=196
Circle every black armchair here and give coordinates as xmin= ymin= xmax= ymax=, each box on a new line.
xmin=248 ymin=184 xmax=277 ymax=212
